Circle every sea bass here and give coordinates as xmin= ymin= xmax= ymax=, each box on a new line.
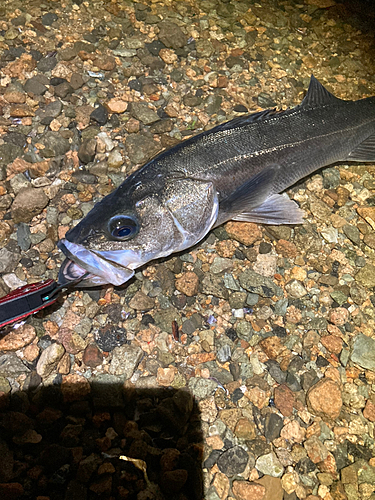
xmin=58 ymin=76 xmax=375 ymax=287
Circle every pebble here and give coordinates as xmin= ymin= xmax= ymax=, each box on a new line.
xmin=108 ymin=344 xmax=143 ymax=378
xmin=255 ymin=452 xmax=284 ymax=477
xmin=232 ymin=481 xmax=265 ymax=500
xmin=11 ymin=187 xmax=49 ymax=223
xmin=225 ymin=221 xmax=262 ymax=246
xmin=128 ymin=291 xmax=155 ymax=311
xmin=175 ymin=271 xmax=199 ymax=296
xmin=130 ymin=102 xmax=160 ymax=125
xmin=217 ymin=446 xmax=249 ymax=476
xmin=158 ymin=21 xmax=187 ymax=49
xmin=239 ymin=269 xmax=283 ymax=298
xmin=351 ymin=333 xmax=375 ymax=371
xmin=304 ymin=436 xmax=328 ymax=463
xmin=285 ymin=280 xmax=307 ymax=298
xmin=36 ymin=343 xmax=65 ymax=378
xmin=0 ymin=324 xmax=35 ymax=351
xmin=307 ymin=378 xmax=342 ymax=419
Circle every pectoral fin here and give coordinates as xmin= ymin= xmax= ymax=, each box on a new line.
xmin=346 ymin=133 xmax=375 ymax=162
xmin=215 ymin=165 xmax=279 ymax=226
xmin=232 ymin=194 xmax=304 ymax=225
xmin=231 ymin=193 xmax=304 ymax=225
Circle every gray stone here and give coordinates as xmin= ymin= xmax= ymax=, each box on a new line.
xmin=239 ymin=269 xmax=283 ymax=297
xmin=0 ymin=248 xmax=21 ymax=273
xmin=210 ymin=257 xmax=233 ymax=274
xmin=285 ymin=280 xmax=307 ymax=298
xmin=229 ymin=292 xmax=247 ymax=309
xmin=153 ymin=307 xmax=181 ymax=333
xmin=126 ymin=133 xmax=160 ymax=164
xmin=10 ymin=173 xmax=30 ymax=194
xmin=255 ymin=451 xmax=284 ymax=477
xmin=24 ymin=76 xmax=47 ymax=95
xmin=343 ymin=224 xmax=361 ymax=245
xmin=158 ymin=21 xmax=187 ymax=49
xmin=109 ymin=344 xmax=143 ymax=378
xmin=12 ymin=187 xmax=49 ymax=223
xmin=129 ymin=102 xmax=160 ymax=125
xmin=202 ymin=273 xmax=229 ymax=299
xmin=236 ymin=320 xmax=253 ymax=341
xmin=188 ymin=377 xmax=217 ymax=399
xmin=217 ymin=446 xmax=249 ymax=476
xmin=36 ymin=131 xmax=70 ymax=157
xmin=0 ymin=143 xmax=23 ymax=167
xmin=17 ymin=223 xmax=31 ymax=251
xmin=274 ymin=298 xmax=288 ymax=315
xmin=0 ymin=353 xmax=30 ymax=377
xmin=351 ymin=333 xmax=375 ymax=371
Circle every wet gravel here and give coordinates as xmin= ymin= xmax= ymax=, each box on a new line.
xmin=1 ymin=0 xmax=375 ymax=499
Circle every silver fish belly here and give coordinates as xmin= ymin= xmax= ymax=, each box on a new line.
xmin=58 ymin=76 xmax=375 ymax=287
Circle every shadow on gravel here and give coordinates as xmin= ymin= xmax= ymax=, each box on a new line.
xmin=0 ymin=381 xmax=203 ymax=500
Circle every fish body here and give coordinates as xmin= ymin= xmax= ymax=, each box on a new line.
xmin=58 ymin=76 xmax=375 ymax=287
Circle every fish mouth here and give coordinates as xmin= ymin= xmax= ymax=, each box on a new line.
xmin=57 ymin=239 xmax=136 ymax=287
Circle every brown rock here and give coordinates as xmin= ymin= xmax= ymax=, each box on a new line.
xmin=235 ymin=418 xmax=257 ymax=439
xmin=125 ymin=118 xmax=140 ymax=133
xmin=259 ymin=336 xmax=287 ymax=360
xmin=129 ymin=291 xmax=155 ymax=311
xmin=0 ymin=324 xmax=36 ymax=351
xmin=0 ymin=221 xmax=13 ymax=244
xmin=329 ymin=307 xmax=349 ymax=326
xmin=28 ymin=160 xmax=50 ymax=178
xmin=320 ymin=335 xmax=343 ymax=354
xmin=175 ymin=271 xmax=199 ymax=297
xmin=232 ymin=480 xmax=265 ymax=500
xmin=12 ymin=187 xmax=49 ymax=223
xmin=159 ymin=48 xmax=178 ymax=64
xmin=304 ymin=436 xmax=328 ymax=463
xmin=274 ymin=384 xmax=295 ymax=417
xmin=307 ymin=378 xmax=342 ymax=419
xmin=157 ymin=367 xmax=177 ymax=386
xmin=58 ymin=328 xmax=87 ymax=355
xmin=4 ymin=53 xmax=37 ymax=78
xmin=363 ymin=399 xmax=375 ymax=422
xmin=9 ymin=104 xmax=34 ymax=117
xmin=225 ymin=221 xmax=262 ymax=246
xmin=213 ymin=472 xmax=229 ymax=499
xmin=94 ymin=55 xmax=116 ymax=71
xmin=219 ymin=408 xmax=242 ymax=432
xmin=275 ymin=239 xmax=298 ymax=258
xmin=0 ymin=482 xmax=24 ymax=499
xmin=216 ymin=240 xmax=237 ymax=258
xmin=256 ymin=475 xmax=283 ymax=500
xmin=61 ymin=374 xmax=91 ymax=402
xmin=4 ymin=89 xmax=26 ymax=104
xmin=83 ymin=344 xmax=103 ymax=368
xmin=330 ymin=480 xmax=348 ymax=500
xmin=106 ymin=99 xmax=127 ymax=114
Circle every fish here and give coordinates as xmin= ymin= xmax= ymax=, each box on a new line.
xmin=58 ymin=76 xmax=375 ymax=287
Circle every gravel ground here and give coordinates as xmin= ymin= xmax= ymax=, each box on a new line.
xmin=1 ymin=0 xmax=375 ymax=499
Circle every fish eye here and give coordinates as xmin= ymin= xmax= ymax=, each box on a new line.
xmin=108 ymin=215 xmax=139 ymax=240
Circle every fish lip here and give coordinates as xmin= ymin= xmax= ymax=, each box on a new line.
xmin=57 ymin=239 xmax=135 ymax=287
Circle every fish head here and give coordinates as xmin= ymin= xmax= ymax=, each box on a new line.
xmin=58 ymin=176 xmax=218 ymax=287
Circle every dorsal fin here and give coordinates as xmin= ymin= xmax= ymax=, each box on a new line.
xmin=300 ymin=75 xmax=342 ymax=108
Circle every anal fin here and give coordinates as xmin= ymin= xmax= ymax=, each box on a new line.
xmin=346 ymin=133 xmax=375 ymax=162
xmin=232 ymin=193 xmax=305 ymax=225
